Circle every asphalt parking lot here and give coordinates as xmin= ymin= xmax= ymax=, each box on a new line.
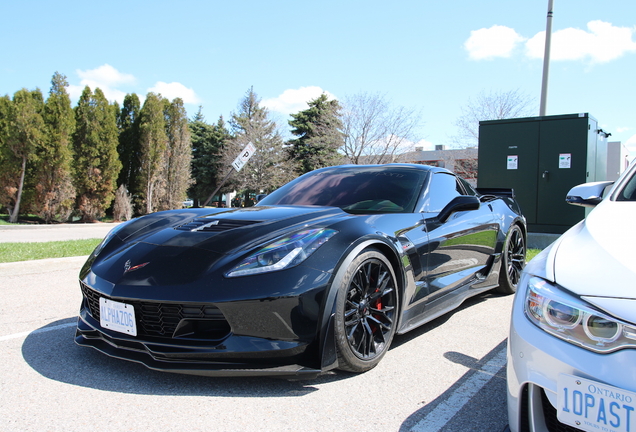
xmin=0 ymin=225 xmax=512 ymax=432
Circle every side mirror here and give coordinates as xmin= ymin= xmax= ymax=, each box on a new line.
xmin=437 ymin=196 xmax=480 ymax=223
xmin=565 ymin=181 xmax=614 ymax=207
xmin=255 ymin=194 xmax=268 ymax=204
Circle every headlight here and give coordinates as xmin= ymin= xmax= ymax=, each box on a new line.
xmin=524 ymin=277 xmax=636 ymax=353
xmin=226 ymin=228 xmax=337 ymax=277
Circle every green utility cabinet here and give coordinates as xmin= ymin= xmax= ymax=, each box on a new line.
xmin=478 ymin=114 xmax=609 ymax=234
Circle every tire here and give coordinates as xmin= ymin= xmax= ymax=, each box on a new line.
xmin=334 ymin=250 xmax=399 ymax=373
xmin=496 ymin=224 xmax=526 ymax=294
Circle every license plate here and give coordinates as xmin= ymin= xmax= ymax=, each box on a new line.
xmin=99 ymin=298 xmax=137 ymax=336
xmin=558 ymin=374 xmax=636 ymax=432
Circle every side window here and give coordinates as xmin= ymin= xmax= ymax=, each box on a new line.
xmin=428 ymin=173 xmax=463 ymax=212
xmin=617 ymin=172 xmax=636 ymax=201
xmin=459 ymin=177 xmax=478 ymax=196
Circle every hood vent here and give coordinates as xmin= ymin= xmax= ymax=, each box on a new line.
xmin=175 ymin=218 xmax=260 ymax=232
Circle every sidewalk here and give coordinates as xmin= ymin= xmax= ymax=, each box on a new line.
xmin=0 ymin=223 xmax=119 ymax=243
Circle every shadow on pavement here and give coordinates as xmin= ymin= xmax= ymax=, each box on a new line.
xmin=21 ymin=318 xmax=349 ymax=397
xmin=21 ymin=290 xmax=510 ymax=408
xmin=399 ymin=339 xmax=510 ymax=432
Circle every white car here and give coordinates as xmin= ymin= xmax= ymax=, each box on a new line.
xmin=507 ymin=158 xmax=636 ymax=432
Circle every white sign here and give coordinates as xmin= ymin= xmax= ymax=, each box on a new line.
xmin=232 ymin=142 xmax=256 ymax=172
xmin=507 ymin=155 xmax=518 ymax=170
xmin=99 ymin=297 xmax=137 ymax=336
xmin=559 ymin=153 xmax=572 ymax=169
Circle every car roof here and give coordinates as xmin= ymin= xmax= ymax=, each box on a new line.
xmin=313 ymin=163 xmax=452 ymax=175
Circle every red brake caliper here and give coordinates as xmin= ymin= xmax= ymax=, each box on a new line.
xmin=371 ymin=289 xmax=383 ymax=333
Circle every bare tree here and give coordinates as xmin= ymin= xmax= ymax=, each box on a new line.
xmin=452 ymin=89 xmax=536 ymax=148
xmin=113 ymin=184 xmax=133 ymax=221
xmin=341 ymin=92 xmax=422 ymax=164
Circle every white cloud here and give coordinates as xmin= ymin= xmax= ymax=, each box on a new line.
xmin=147 ymin=81 xmax=201 ymax=104
xmin=68 ymin=64 xmax=136 ymax=104
xmin=262 ymin=86 xmax=337 ymax=115
xmin=77 ymin=64 xmax=135 ymax=86
xmin=464 ymin=25 xmax=526 ymax=60
xmin=526 ymin=21 xmax=636 ymax=63
xmin=66 ymin=64 xmax=201 ymax=106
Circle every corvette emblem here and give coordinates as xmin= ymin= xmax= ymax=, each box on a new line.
xmin=123 ymin=260 xmax=150 ymax=274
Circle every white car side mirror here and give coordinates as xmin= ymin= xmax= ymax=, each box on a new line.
xmin=566 ymin=181 xmax=614 ymax=207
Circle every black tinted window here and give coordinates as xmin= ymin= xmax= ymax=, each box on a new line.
xmin=259 ymin=167 xmax=428 ymax=213
xmin=459 ymin=177 xmax=477 ymax=196
xmin=427 ymin=172 xmax=463 ymax=212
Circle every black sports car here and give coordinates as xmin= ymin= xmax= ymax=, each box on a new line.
xmin=76 ymin=164 xmax=526 ymax=378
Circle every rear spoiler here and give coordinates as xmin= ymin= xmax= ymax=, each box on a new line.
xmin=475 ymin=188 xmax=516 ymax=199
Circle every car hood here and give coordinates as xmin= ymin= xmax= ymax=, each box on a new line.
xmin=86 ymin=206 xmax=350 ymax=286
xmin=551 ymin=200 xmax=636 ymax=321
xmin=120 ymin=205 xmax=348 ymax=253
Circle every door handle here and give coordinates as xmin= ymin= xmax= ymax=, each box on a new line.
xmin=542 ymin=170 xmax=549 ymax=179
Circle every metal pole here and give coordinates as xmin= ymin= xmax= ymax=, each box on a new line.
xmin=539 ymin=0 xmax=554 ymax=116
xmin=202 ymin=167 xmax=234 ymax=207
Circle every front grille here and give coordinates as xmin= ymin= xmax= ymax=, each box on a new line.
xmin=175 ymin=218 xmax=259 ymax=232
xmin=80 ymin=281 xmax=231 ymax=340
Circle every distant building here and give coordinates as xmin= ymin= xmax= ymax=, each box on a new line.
xmin=607 ymin=141 xmax=631 ymax=181
xmin=398 ymin=145 xmax=478 ymax=185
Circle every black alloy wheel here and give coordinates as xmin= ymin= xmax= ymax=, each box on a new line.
xmin=497 ymin=224 xmax=526 ymax=294
xmin=335 ymin=250 xmax=398 ymax=372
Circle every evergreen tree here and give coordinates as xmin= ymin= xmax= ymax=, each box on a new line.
xmin=159 ymin=97 xmax=192 ymax=210
xmin=35 ymin=72 xmax=76 ymax=223
xmin=0 ymin=89 xmax=46 ymax=223
xmin=137 ymin=92 xmax=168 ymax=214
xmin=72 ymin=86 xmax=121 ymax=222
xmin=226 ymin=88 xmax=289 ymax=201
xmin=189 ymin=109 xmax=228 ymax=207
xmin=116 ymin=93 xmax=141 ymax=203
xmin=0 ymin=95 xmax=15 ymax=214
xmin=287 ymin=94 xmax=344 ymax=174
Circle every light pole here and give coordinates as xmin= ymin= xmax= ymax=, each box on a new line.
xmin=539 ymin=0 xmax=554 ymax=116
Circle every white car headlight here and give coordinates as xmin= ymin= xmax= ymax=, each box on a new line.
xmin=226 ymin=228 xmax=337 ymax=277
xmin=524 ymin=277 xmax=636 ymax=353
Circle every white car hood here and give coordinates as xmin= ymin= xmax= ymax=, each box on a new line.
xmin=552 ymin=199 xmax=636 ymax=322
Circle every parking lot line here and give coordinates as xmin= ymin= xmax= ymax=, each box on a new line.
xmin=410 ymin=345 xmax=507 ymax=432
xmin=0 ymin=322 xmax=76 ymax=342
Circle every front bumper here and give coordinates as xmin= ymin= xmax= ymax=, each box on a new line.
xmin=506 ymin=286 xmax=636 ymax=432
xmin=74 ymin=264 xmax=337 ymax=378
xmin=75 ymin=315 xmax=322 ymax=378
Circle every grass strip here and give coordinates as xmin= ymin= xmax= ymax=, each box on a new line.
xmin=0 ymin=239 xmax=101 ymax=263
xmin=0 ymin=238 xmax=543 ymax=266
xmin=526 ymin=248 xmax=541 ymax=262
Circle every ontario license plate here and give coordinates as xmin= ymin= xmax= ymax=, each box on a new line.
xmin=99 ymin=298 xmax=137 ymax=336
xmin=558 ymin=374 xmax=636 ymax=432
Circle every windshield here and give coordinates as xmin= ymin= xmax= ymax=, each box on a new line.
xmin=259 ymin=167 xmax=428 ymax=213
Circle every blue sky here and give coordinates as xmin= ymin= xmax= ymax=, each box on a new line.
xmin=2 ymin=0 xmax=635 ymax=157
